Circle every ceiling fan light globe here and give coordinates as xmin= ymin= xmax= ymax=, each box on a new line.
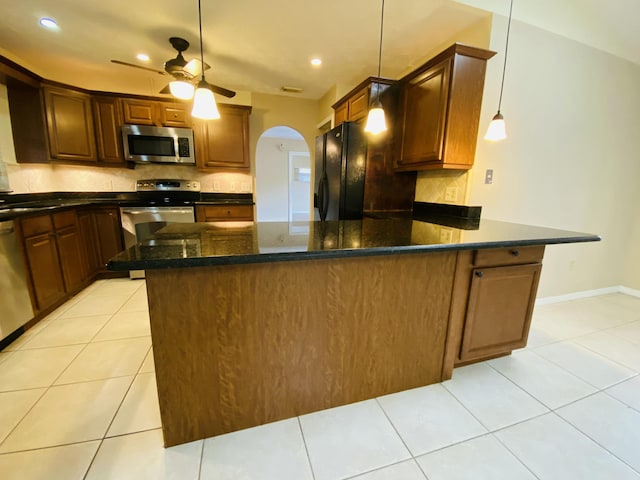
xmin=169 ymin=80 xmax=195 ymax=100
xmin=364 ymin=106 xmax=387 ymax=135
xmin=192 ymin=82 xmax=220 ymax=120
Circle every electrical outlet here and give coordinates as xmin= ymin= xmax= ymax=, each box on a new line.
xmin=240 ymin=182 xmax=251 ymax=192
xmin=213 ymin=181 xmax=222 ymax=191
xmin=230 ymin=182 xmax=237 ymax=192
xmin=485 ymin=169 xmax=494 ymax=184
xmin=444 ymin=186 xmax=458 ymax=202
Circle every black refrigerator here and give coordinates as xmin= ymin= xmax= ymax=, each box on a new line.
xmin=314 ymin=122 xmax=368 ymax=221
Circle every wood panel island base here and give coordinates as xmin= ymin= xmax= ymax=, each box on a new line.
xmin=108 ymin=219 xmax=600 ymax=447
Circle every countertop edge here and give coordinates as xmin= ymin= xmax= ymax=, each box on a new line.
xmin=107 ymin=234 xmax=601 ymax=271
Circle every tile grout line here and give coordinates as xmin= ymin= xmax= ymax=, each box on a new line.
xmin=487 ymin=430 xmax=542 ymax=480
xmin=549 ymin=410 xmax=640 ymax=475
xmin=296 ymin=416 xmax=318 ymax=480
xmin=82 ymin=438 xmax=105 ymax=480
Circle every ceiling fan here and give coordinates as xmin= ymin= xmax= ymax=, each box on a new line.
xmin=111 ymin=37 xmax=235 ymax=98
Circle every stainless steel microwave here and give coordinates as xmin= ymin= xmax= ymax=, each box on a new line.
xmin=121 ymin=124 xmax=195 ymax=164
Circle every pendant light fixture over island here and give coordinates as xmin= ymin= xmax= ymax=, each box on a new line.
xmin=191 ymin=0 xmax=220 ymax=120
xmin=364 ymin=0 xmax=388 ymax=135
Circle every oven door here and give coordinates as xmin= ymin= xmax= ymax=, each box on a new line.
xmin=120 ymin=206 xmax=195 ymax=278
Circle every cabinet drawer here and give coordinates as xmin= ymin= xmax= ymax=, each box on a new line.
xmin=196 ymin=205 xmax=254 ymax=222
xmin=473 ymin=246 xmax=545 ymax=267
xmin=53 ymin=210 xmax=77 ymax=229
xmin=20 ymin=214 xmax=53 ymax=237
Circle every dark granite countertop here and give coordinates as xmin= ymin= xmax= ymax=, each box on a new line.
xmin=0 ymin=192 xmax=253 ymax=221
xmin=107 ymin=218 xmax=600 ymax=271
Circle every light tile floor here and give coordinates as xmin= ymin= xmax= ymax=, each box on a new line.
xmin=1 ymin=280 xmax=639 ymax=479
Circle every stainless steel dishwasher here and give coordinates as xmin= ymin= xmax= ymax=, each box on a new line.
xmin=0 ymin=220 xmax=34 ymax=344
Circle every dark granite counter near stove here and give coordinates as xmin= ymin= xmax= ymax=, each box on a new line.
xmin=107 ymin=217 xmax=600 ymax=271
xmin=0 ymin=191 xmax=253 ymax=221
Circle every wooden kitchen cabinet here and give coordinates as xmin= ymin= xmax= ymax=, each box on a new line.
xmin=19 ymin=210 xmax=88 ymax=312
xmin=92 ymin=95 xmax=125 ymax=165
xmin=394 ymin=44 xmax=495 ymax=171
xmin=332 ymin=77 xmax=394 ymax=126
xmin=121 ymin=97 xmax=191 ymax=127
xmin=448 ymin=246 xmax=544 ymax=367
xmin=193 ymin=104 xmax=251 ymax=170
xmin=91 ymin=207 xmax=124 ymax=266
xmin=195 ymin=204 xmax=254 ymax=222
xmin=42 ymin=85 xmax=97 ymax=163
xmin=77 ymin=208 xmax=102 ymax=276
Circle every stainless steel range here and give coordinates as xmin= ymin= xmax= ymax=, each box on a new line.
xmin=120 ymin=179 xmax=200 ymax=278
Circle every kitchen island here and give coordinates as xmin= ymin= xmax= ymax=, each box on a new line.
xmin=108 ymin=218 xmax=599 ymax=447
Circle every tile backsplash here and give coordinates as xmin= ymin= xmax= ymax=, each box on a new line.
xmin=414 ymin=170 xmax=470 ymax=205
xmin=6 ymin=163 xmax=253 ymax=194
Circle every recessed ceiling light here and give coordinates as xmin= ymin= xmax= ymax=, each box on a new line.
xmin=310 ymin=58 xmax=322 ymax=67
xmin=39 ymin=18 xmax=59 ymax=30
xmin=136 ymin=53 xmax=150 ymax=62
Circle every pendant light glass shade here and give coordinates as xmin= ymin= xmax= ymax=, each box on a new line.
xmin=484 ymin=112 xmax=506 ymax=141
xmin=364 ymin=0 xmax=387 ymax=136
xmin=364 ymin=102 xmax=387 ymax=135
xmin=169 ymin=80 xmax=195 ymax=100
xmin=192 ymin=80 xmax=220 ymax=120
xmin=485 ymin=0 xmax=514 ymax=142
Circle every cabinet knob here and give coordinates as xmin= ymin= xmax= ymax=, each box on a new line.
xmin=475 ymin=271 xmax=484 ymax=278
xmin=510 ymin=249 xmax=520 ymax=257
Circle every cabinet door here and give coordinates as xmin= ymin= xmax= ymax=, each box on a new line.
xmin=92 ymin=208 xmax=124 ymax=266
xmin=43 ymin=86 xmax=97 ymax=163
xmin=194 ymin=106 xmax=250 ymax=170
xmin=334 ymin=102 xmax=348 ymax=126
xmin=195 ymin=205 xmax=254 ymax=222
xmin=24 ymin=232 xmax=65 ymax=312
xmin=122 ymin=98 xmax=157 ymax=125
xmin=397 ymin=58 xmax=451 ymax=168
xmin=92 ymin=96 xmax=125 ymax=165
xmin=347 ymin=86 xmax=369 ymax=123
xmin=56 ymin=225 xmax=87 ymax=292
xmin=77 ymin=209 xmax=101 ymax=277
xmin=160 ymin=102 xmax=191 ymax=127
xmin=459 ymin=263 xmax=542 ymax=362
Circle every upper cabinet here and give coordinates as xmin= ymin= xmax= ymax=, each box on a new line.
xmin=332 ymin=77 xmax=394 ymax=127
xmin=121 ymin=98 xmax=191 ymax=128
xmin=42 ymin=86 xmax=97 ymax=163
xmin=193 ymin=104 xmax=251 ymax=171
xmin=394 ymin=44 xmax=496 ymax=171
xmin=92 ymin=95 xmax=124 ymax=165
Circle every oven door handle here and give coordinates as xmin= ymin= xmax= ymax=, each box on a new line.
xmin=121 ymin=207 xmax=195 ymax=215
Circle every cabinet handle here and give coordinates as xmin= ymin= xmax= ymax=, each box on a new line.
xmin=510 ymin=249 xmax=520 ymax=256
xmin=475 ymin=271 xmax=484 ymax=278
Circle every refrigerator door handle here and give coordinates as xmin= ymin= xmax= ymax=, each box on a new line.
xmin=317 ymin=171 xmax=329 ymax=221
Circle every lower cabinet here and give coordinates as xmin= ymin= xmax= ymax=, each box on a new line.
xmin=78 ymin=206 xmax=124 ymax=276
xmin=19 ymin=210 xmax=86 ymax=312
xmin=19 ymin=206 xmax=124 ymax=314
xmin=452 ymin=246 xmax=544 ymax=365
xmin=195 ymin=204 xmax=254 ymax=222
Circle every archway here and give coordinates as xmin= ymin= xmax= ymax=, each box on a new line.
xmin=255 ymin=126 xmax=311 ymax=222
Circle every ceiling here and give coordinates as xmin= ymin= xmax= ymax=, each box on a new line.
xmin=0 ymin=0 xmax=637 ymax=100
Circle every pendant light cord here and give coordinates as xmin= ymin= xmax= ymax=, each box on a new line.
xmin=376 ymin=0 xmax=385 ymax=78
xmin=197 ymin=0 xmax=205 ymax=82
xmin=497 ymin=0 xmax=513 ymax=112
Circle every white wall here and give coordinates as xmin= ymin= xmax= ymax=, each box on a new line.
xmin=469 ymin=16 xmax=640 ymax=295
xmin=255 ymin=136 xmax=309 ymax=221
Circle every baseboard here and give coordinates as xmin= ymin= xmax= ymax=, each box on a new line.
xmin=619 ymin=286 xmax=640 ymax=298
xmin=535 ymin=285 xmax=627 ymax=305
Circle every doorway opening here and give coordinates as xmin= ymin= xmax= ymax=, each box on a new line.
xmin=255 ymin=126 xmax=311 ymax=222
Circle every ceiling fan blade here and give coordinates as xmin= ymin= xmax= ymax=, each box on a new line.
xmin=110 ymin=59 xmax=167 ymax=75
xmin=209 ymin=83 xmax=236 ymax=98
xmin=184 ymin=59 xmax=210 ymax=77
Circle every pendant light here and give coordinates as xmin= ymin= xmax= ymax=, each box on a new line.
xmin=364 ymin=0 xmax=387 ymax=135
xmin=191 ymin=0 xmax=220 ymax=120
xmin=484 ymin=0 xmax=513 ymax=142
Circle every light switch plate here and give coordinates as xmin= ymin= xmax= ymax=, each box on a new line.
xmin=485 ymin=169 xmax=494 ymax=184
